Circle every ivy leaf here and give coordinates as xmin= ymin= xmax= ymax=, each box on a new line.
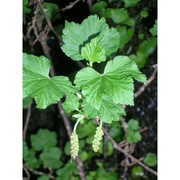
xmin=81 ymin=36 xmax=106 ymax=65
xmin=143 ymin=153 xmax=157 ymax=167
xmin=75 ymin=56 xmax=146 ymax=109
xmin=23 ymin=53 xmax=72 ymax=109
xmin=62 ymin=94 xmax=79 ymax=113
xmin=61 ymin=15 xmax=120 ymax=61
xmin=31 ymin=129 xmax=57 ymax=151
xmin=40 ymin=147 xmax=63 ymax=169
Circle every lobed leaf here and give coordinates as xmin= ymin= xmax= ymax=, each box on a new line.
xmin=40 ymin=147 xmax=63 ymax=169
xmin=61 ymin=15 xmax=120 ymax=62
xmin=30 ymin=129 xmax=57 ymax=151
xmin=23 ymin=53 xmax=73 ymax=109
xmin=75 ymin=56 xmax=146 ymax=110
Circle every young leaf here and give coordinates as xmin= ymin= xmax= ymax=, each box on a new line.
xmin=31 ymin=129 xmax=57 ymax=151
xmin=143 ymin=153 xmax=157 ymax=166
xmin=62 ymin=94 xmax=79 ymax=113
xmin=23 ymin=53 xmax=72 ymax=109
xmin=75 ymin=56 xmax=146 ymax=110
xmin=81 ymin=36 xmax=106 ymax=65
xmin=61 ymin=15 xmax=120 ymax=61
xmin=40 ymin=147 xmax=63 ymax=169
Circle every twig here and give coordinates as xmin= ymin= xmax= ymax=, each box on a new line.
xmin=37 ymin=2 xmax=62 ymax=43
xmin=23 ymin=166 xmax=30 ymax=180
xmin=60 ymin=0 xmax=81 ymax=12
xmin=134 ymin=65 xmax=157 ymax=98
xmin=23 ymin=105 xmax=32 ymax=140
xmin=103 ymin=128 xmax=157 ymax=176
xmin=27 ymin=167 xmax=55 ymax=179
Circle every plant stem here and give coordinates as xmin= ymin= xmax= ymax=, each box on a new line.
xmin=23 ymin=105 xmax=32 ymax=140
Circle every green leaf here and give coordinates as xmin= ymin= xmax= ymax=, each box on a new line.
xmin=130 ymin=37 xmax=157 ymax=68
xmin=127 ymin=130 xmax=141 ymax=143
xmin=23 ymin=97 xmax=33 ymax=109
xmin=116 ymin=26 xmax=134 ymax=50
xmin=92 ymin=1 xmax=108 ymax=17
xmin=143 ymin=153 xmax=157 ymax=167
xmin=56 ymin=161 xmax=78 ymax=179
xmin=75 ymin=56 xmax=146 ymax=110
xmin=81 ymin=36 xmax=106 ymax=65
xmin=140 ymin=10 xmax=149 ymax=18
xmin=128 ymin=119 xmax=139 ymax=130
xmin=23 ymin=141 xmax=29 ymax=160
xmin=131 ymin=166 xmax=144 ymax=178
xmin=127 ymin=119 xmax=141 ymax=143
xmin=138 ymin=37 xmax=157 ymax=57
xmin=43 ymin=3 xmax=60 ymax=20
xmin=23 ymin=0 xmax=31 ymax=15
xmin=76 ymin=121 xmax=96 ymax=139
xmin=121 ymin=0 xmax=141 ymax=8
xmin=24 ymin=149 xmax=40 ymax=169
xmin=62 ymin=94 xmax=79 ymax=113
xmin=40 ymin=147 xmax=63 ymax=169
xmin=23 ymin=53 xmax=73 ymax=109
xmin=110 ymin=8 xmax=129 ymax=24
xmin=82 ymin=98 xmax=125 ymax=123
xmin=37 ymin=175 xmax=50 ymax=180
xmin=31 ymin=129 xmax=57 ymax=151
xmin=64 ymin=141 xmax=71 ymax=156
xmin=150 ymin=19 xmax=157 ymax=36
xmin=61 ymin=15 xmax=120 ymax=61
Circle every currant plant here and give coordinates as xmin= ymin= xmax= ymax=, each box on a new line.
xmin=23 ymin=15 xmax=147 ymax=160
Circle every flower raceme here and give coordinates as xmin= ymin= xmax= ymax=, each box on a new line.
xmin=70 ymin=132 xmax=79 ymax=159
xmin=92 ymin=126 xmax=104 ymax=152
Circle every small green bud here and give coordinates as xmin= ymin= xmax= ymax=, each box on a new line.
xmin=70 ymin=132 xmax=79 ymax=159
xmin=92 ymin=126 xmax=104 ymax=152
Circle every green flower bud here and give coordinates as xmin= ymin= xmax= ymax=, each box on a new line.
xmin=92 ymin=126 xmax=104 ymax=152
xmin=70 ymin=132 xmax=79 ymax=159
